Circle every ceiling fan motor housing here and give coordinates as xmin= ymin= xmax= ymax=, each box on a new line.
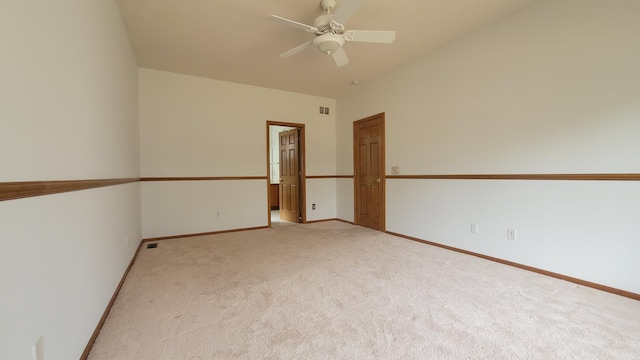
xmin=314 ymin=14 xmax=333 ymax=33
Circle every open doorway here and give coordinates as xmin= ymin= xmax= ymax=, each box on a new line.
xmin=266 ymin=121 xmax=306 ymax=227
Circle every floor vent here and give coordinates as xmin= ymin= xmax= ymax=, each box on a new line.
xmin=146 ymin=243 xmax=158 ymax=249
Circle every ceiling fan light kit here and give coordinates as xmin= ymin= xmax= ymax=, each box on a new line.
xmin=314 ymin=33 xmax=345 ymax=55
xmin=269 ymin=0 xmax=396 ymax=67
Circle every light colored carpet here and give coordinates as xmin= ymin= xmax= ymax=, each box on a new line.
xmin=88 ymin=221 xmax=640 ymax=359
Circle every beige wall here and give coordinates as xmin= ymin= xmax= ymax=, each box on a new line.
xmin=0 ymin=1 xmax=140 ymax=359
xmin=0 ymin=3 xmax=139 ymax=181
xmin=2 ymin=1 xmax=639 ymax=359
xmin=139 ymin=69 xmax=337 ymax=238
xmin=336 ymin=0 xmax=640 ymax=293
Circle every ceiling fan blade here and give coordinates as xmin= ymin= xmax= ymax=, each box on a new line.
xmin=279 ymin=40 xmax=313 ymax=58
xmin=345 ymin=30 xmax=396 ymax=43
xmin=332 ymin=0 xmax=365 ymax=25
xmin=269 ymin=15 xmax=319 ymax=33
xmin=331 ymin=47 xmax=350 ymax=67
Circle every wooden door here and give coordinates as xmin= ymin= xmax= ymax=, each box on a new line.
xmin=279 ymin=128 xmax=300 ymax=222
xmin=354 ymin=113 xmax=385 ymax=231
xmin=269 ymin=184 xmax=279 ymax=210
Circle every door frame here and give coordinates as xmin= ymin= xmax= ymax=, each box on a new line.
xmin=266 ymin=121 xmax=306 ymax=227
xmin=353 ymin=112 xmax=386 ymax=231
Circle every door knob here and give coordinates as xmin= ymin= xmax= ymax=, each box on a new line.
xmin=279 ymin=178 xmax=283 ymax=182
xmin=376 ymin=178 xmax=381 ymax=183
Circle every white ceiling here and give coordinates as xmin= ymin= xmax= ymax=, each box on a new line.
xmin=116 ymin=0 xmax=537 ymax=98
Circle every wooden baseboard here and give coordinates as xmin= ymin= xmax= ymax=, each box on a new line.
xmin=143 ymin=226 xmax=268 ymax=242
xmin=80 ymin=239 xmax=144 ymax=359
xmin=386 ymin=231 xmax=640 ymax=301
xmin=336 ymin=218 xmax=355 ymax=225
xmin=305 ymin=218 xmax=355 ymax=225
xmin=305 ymin=218 xmax=338 ymax=224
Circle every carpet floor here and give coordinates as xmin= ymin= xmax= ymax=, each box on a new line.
xmin=88 ymin=221 xmax=640 ymax=359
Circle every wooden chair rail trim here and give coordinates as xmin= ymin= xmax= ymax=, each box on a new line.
xmin=141 ymin=176 xmax=267 ymax=181
xmin=387 ymin=231 xmax=640 ymax=301
xmin=306 ymin=175 xmax=354 ymax=179
xmin=306 ymin=175 xmax=337 ymax=179
xmin=385 ymin=173 xmax=640 ymax=181
xmin=304 ymin=174 xmax=639 ymax=181
xmin=0 ymin=178 xmax=139 ymax=202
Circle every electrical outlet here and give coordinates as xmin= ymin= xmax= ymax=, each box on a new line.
xmin=470 ymin=223 xmax=478 ymax=234
xmin=312 ymin=204 xmax=316 ymax=210
xmin=507 ymin=228 xmax=516 ymax=240
xmin=32 ymin=336 xmax=43 ymax=360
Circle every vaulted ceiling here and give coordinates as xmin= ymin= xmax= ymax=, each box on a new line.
xmin=116 ymin=0 xmax=537 ymax=98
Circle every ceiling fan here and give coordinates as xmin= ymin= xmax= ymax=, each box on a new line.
xmin=269 ymin=0 xmax=396 ymax=67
